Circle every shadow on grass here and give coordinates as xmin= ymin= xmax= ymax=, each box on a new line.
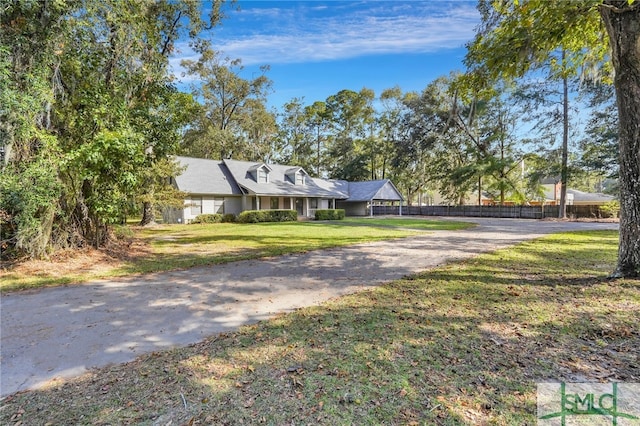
xmin=2 ymin=231 xmax=638 ymax=425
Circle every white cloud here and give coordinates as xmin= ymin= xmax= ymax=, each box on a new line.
xmin=212 ymin=2 xmax=480 ymax=65
xmin=170 ymin=2 xmax=480 ymax=68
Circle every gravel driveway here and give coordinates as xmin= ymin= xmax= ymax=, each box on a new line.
xmin=0 ymin=217 xmax=618 ymax=397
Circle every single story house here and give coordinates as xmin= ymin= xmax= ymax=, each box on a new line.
xmin=541 ymin=178 xmax=616 ymax=205
xmin=163 ymin=157 xmax=404 ymax=223
xmin=565 ymin=189 xmax=616 ymax=206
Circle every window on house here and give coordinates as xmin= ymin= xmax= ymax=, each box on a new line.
xmin=295 ymin=173 xmax=304 ymax=185
xmin=213 ymin=197 xmax=224 ymax=214
xmin=328 ymin=199 xmax=334 ymax=209
xmin=309 ymin=198 xmax=318 ymax=209
xmin=270 ymin=197 xmax=279 ymax=209
xmin=258 ymin=168 xmax=268 ymax=183
xmin=190 ymin=197 xmax=202 ymax=215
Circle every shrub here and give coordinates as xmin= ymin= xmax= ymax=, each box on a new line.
xmin=599 ymin=201 xmax=620 ymax=218
xmin=112 ymin=224 xmax=134 ymax=239
xmin=191 ymin=214 xmax=223 ymax=224
xmin=237 ymin=210 xmax=297 ymax=223
xmin=222 ymin=213 xmax=236 ymax=223
xmin=315 ymin=209 xmax=345 ymax=220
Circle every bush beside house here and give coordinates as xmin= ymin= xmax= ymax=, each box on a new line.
xmin=191 ymin=213 xmax=237 ymax=224
xmin=191 ymin=214 xmax=223 ymax=224
xmin=237 ymin=210 xmax=297 ymax=223
xmin=315 ymin=209 xmax=345 ymax=220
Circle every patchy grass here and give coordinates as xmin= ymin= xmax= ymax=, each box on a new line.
xmin=0 ymin=218 xmax=472 ymax=292
xmin=2 ymin=230 xmax=637 ymax=425
xmin=340 ymin=217 xmax=473 ymax=231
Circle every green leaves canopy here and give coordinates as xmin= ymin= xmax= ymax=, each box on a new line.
xmin=464 ymin=0 xmax=640 ymax=276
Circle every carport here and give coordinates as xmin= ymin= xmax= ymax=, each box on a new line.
xmin=336 ymin=179 xmax=404 ymax=216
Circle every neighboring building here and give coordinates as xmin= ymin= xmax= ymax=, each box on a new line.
xmin=540 ymin=178 xmax=616 ymax=206
xmin=540 ymin=177 xmax=562 ymax=205
xmin=566 ymin=189 xmax=616 ymax=206
xmin=163 ymin=157 xmax=404 ymax=223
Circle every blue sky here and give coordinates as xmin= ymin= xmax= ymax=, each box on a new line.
xmin=172 ymin=1 xmax=480 ymax=110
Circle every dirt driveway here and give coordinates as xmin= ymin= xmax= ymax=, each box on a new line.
xmin=0 ymin=218 xmax=618 ymax=397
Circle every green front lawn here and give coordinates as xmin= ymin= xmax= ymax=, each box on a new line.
xmin=340 ymin=217 xmax=472 ymax=230
xmin=0 ymin=218 xmax=473 ymax=292
xmin=3 ymin=230 xmax=637 ymax=425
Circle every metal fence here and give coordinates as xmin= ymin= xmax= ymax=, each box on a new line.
xmin=371 ymin=205 xmax=617 ymax=220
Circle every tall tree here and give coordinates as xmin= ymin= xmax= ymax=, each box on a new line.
xmin=277 ymin=98 xmax=316 ymax=171
xmin=579 ymin=82 xmax=619 ymax=193
xmin=304 ymin=101 xmax=329 ymax=176
xmin=1 ymin=0 xmax=226 ymax=256
xmin=324 ymin=88 xmax=375 ymax=180
xmin=465 ymin=0 xmax=640 ymax=277
xmin=1 ymin=0 xmax=68 ymax=257
xmin=378 ymin=87 xmax=408 ymax=181
xmin=181 ymin=44 xmax=273 ymax=160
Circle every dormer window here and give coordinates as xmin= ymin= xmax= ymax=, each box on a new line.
xmin=249 ymin=163 xmax=272 ymax=183
xmin=257 ymin=168 xmax=268 ymax=183
xmin=286 ymin=167 xmax=307 ymax=185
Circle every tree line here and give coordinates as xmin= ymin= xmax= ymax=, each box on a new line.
xmin=1 ymin=1 xmax=638 ymax=277
xmin=180 ymin=67 xmax=618 ymax=209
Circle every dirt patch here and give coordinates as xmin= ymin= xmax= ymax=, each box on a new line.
xmin=0 ymin=237 xmax=151 ymax=279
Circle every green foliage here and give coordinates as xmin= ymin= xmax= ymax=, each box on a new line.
xmin=324 ymin=89 xmax=376 ymax=180
xmin=191 ymin=214 xmax=223 ymax=224
xmin=464 ymin=0 xmax=608 ymax=93
xmin=222 ymin=213 xmax=237 ymax=223
xmin=237 ymin=210 xmax=297 ymax=223
xmin=277 ymin=98 xmax=317 ymax=172
xmin=599 ymin=201 xmax=620 ymax=218
xmin=314 ymin=209 xmax=345 ymax=220
xmin=463 ymin=0 xmax=640 ymax=276
xmin=181 ymin=43 xmax=274 ymax=161
xmin=112 ymin=224 xmax=134 ymax=240
xmin=0 ymin=0 xmax=227 ymax=256
xmin=0 ymin=138 xmax=62 ymax=258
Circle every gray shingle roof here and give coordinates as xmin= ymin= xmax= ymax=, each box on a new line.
xmin=173 ymin=157 xmax=403 ymax=202
xmin=343 ymin=180 xmax=404 ymax=202
xmin=223 ymin=159 xmax=349 ymax=198
xmin=567 ymin=189 xmax=616 ymax=203
xmin=174 ymin=157 xmax=242 ymax=195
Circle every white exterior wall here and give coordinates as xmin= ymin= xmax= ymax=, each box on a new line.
xmin=183 ymin=197 xmax=199 ymax=223
xmin=225 ymin=197 xmax=243 ymax=215
xmin=202 ymin=198 xmax=216 ymax=214
xmin=178 ymin=195 xmax=243 ymax=223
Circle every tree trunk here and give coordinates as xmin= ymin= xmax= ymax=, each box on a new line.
xmin=600 ymin=2 xmax=640 ymax=277
xmin=140 ymin=201 xmax=156 ymax=226
xmin=559 ymin=57 xmax=569 ymax=219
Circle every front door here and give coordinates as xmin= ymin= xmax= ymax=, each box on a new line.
xmin=295 ymin=198 xmax=304 ymax=216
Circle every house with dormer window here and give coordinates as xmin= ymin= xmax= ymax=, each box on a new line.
xmin=164 ymin=156 xmax=404 ymax=223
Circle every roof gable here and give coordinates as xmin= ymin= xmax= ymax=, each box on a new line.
xmin=345 ymin=180 xmax=404 ymax=202
xmin=174 ymin=156 xmax=242 ymax=195
xmin=247 ymin=163 xmax=272 ymax=173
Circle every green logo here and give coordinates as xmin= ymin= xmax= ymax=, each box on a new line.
xmin=538 ymin=382 xmax=640 ymax=425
